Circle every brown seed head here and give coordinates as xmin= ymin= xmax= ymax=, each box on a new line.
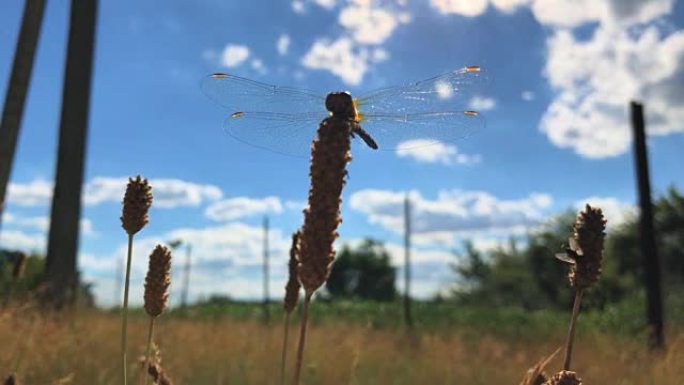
xmin=3 ymin=374 xmax=16 ymax=385
xmin=567 ymin=204 xmax=606 ymax=289
xmin=144 ymin=245 xmax=172 ymax=317
xmin=298 ymin=118 xmax=352 ymax=294
xmin=544 ymin=370 xmax=582 ymax=385
xmin=11 ymin=252 xmax=27 ymax=280
xmin=121 ymin=175 xmax=153 ymax=235
xmin=284 ymin=231 xmax=301 ymax=313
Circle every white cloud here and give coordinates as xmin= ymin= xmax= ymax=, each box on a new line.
xmin=349 ymin=189 xmax=553 ymax=246
xmin=7 ymin=179 xmax=52 ymax=206
xmin=0 ymin=230 xmax=45 ymax=251
xmin=205 ymin=196 xmax=283 ymax=221
xmin=431 ymin=0 xmax=488 ymax=17
xmin=84 ymin=177 xmax=222 ymax=208
xmin=221 ymin=44 xmax=250 ymax=68
xmin=521 ymin=90 xmax=535 ymax=101
xmin=540 ymin=26 xmax=684 ymax=158
xmin=574 ymin=196 xmax=636 ymax=228
xmin=7 ymin=177 xmax=223 ymax=208
xmin=338 ymin=3 xmax=409 ymax=45
xmin=468 ymin=96 xmax=497 ymax=111
xmin=530 ymin=0 xmax=674 ymax=29
xmin=301 ymin=37 xmax=389 ymax=85
xmin=313 ymin=0 xmax=336 ymax=9
xmin=277 ymin=34 xmax=291 ymax=55
xmin=292 ymin=0 xmax=305 ymax=13
xmin=396 ymin=140 xmax=481 ymax=166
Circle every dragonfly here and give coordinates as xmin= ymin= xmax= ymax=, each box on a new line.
xmin=201 ymin=66 xmax=485 ymax=156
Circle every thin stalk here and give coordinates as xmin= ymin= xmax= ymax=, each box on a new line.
xmin=121 ymin=233 xmax=134 ymax=385
xmin=292 ymin=292 xmax=312 ymax=385
xmin=563 ymin=288 xmax=584 ymax=370
xmin=142 ymin=316 xmax=156 ymax=385
xmin=280 ymin=312 xmax=291 ymax=385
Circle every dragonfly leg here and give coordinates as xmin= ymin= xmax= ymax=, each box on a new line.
xmin=351 ymin=124 xmax=378 ymax=150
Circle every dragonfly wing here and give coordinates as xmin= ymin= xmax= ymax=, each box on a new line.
xmin=355 ymin=66 xmax=485 ymax=115
xmin=359 ymin=111 xmax=484 ymax=151
xmin=223 ymin=111 xmax=329 ymax=156
xmin=201 ymin=73 xmax=326 ymax=114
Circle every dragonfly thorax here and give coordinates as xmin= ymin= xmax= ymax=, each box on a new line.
xmin=325 ymin=92 xmax=357 ymax=120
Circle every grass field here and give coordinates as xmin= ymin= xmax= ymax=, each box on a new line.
xmin=2 ymin=300 xmax=683 ymax=384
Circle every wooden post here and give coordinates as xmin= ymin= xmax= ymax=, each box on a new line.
xmin=403 ymin=194 xmax=413 ymax=328
xmin=0 ymin=0 xmax=47 ymax=230
xmin=630 ymin=101 xmax=665 ymax=349
xmin=181 ymin=244 xmax=192 ymax=308
xmin=263 ymin=216 xmax=270 ymax=323
xmin=44 ymin=0 xmax=98 ymax=308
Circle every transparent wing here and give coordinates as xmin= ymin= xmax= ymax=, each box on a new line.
xmin=356 ymin=66 xmax=485 ymax=115
xmin=359 ymin=110 xmax=484 ymax=151
xmin=223 ymin=111 xmax=329 ymax=156
xmin=201 ymin=73 xmax=326 ymax=114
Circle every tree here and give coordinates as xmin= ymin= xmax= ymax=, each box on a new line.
xmin=450 ymin=187 xmax=684 ymax=311
xmin=326 ymin=239 xmax=397 ymax=301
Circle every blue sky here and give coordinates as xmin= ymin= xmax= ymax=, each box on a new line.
xmin=1 ymin=0 xmax=683 ymax=306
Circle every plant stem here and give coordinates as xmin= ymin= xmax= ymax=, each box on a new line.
xmin=293 ymin=292 xmax=312 ymax=385
xmin=563 ymin=288 xmax=584 ymax=370
xmin=121 ymin=234 xmax=134 ymax=385
xmin=142 ymin=316 xmax=156 ymax=385
xmin=280 ymin=312 xmax=291 ymax=385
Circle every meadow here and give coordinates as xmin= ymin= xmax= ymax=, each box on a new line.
xmin=2 ymin=300 xmax=683 ymax=384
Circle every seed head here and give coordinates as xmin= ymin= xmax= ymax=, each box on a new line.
xmin=298 ymin=118 xmax=352 ymax=294
xmin=121 ymin=175 xmax=153 ymax=235
xmin=284 ymin=231 xmax=301 ymax=313
xmin=565 ymin=205 xmax=606 ymax=289
xmin=544 ymin=370 xmax=582 ymax=385
xmin=11 ymin=252 xmax=27 ymax=280
xmin=144 ymin=245 xmax=172 ymax=317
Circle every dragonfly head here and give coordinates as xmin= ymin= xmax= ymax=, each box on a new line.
xmin=325 ymin=92 xmax=356 ymax=119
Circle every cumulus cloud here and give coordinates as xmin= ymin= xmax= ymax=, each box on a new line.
xmin=338 ymin=3 xmax=410 ymax=45
xmin=521 ymin=91 xmax=535 ymax=101
xmin=7 ymin=177 xmax=223 ymax=208
xmin=531 ymin=0 xmax=674 ymax=28
xmin=396 ymin=140 xmax=481 ymax=166
xmin=540 ymin=26 xmax=684 ymax=158
xmin=349 ymin=189 xmax=553 ymax=246
xmin=85 ymin=177 xmax=222 ymax=208
xmin=301 ymin=37 xmax=389 ymax=85
xmin=0 ymin=230 xmax=45 ymax=251
xmin=6 ymin=179 xmax=52 ymax=206
xmin=431 ymin=0 xmax=489 ymax=17
xmin=205 ymin=196 xmax=283 ymax=221
xmin=468 ymin=96 xmax=497 ymax=111
xmin=221 ymin=44 xmax=250 ymax=67
xmin=84 ymin=222 xmax=292 ymax=306
xmin=277 ymin=34 xmax=291 ymax=55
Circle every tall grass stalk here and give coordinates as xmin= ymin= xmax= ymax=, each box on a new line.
xmin=121 ymin=233 xmax=134 ymax=385
xmin=280 ymin=312 xmax=291 ymax=385
xmin=293 ymin=292 xmax=312 ymax=385
xmin=563 ymin=289 xmax=584 ymax=370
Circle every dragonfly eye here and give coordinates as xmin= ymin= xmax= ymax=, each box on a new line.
xmin=325 ymin=92 xmax=355 ymax=118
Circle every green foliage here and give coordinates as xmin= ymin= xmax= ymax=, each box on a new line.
xmin=325 ymin=239 xmax=397 ymax=301
xmin=0 ymin=249 xmax=95 ymax=306
xmin=452 ymin=186 xmax=684 ymax=311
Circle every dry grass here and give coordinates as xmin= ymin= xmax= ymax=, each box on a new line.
xmin=1 ymin=309 xmax=683 ymax=384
